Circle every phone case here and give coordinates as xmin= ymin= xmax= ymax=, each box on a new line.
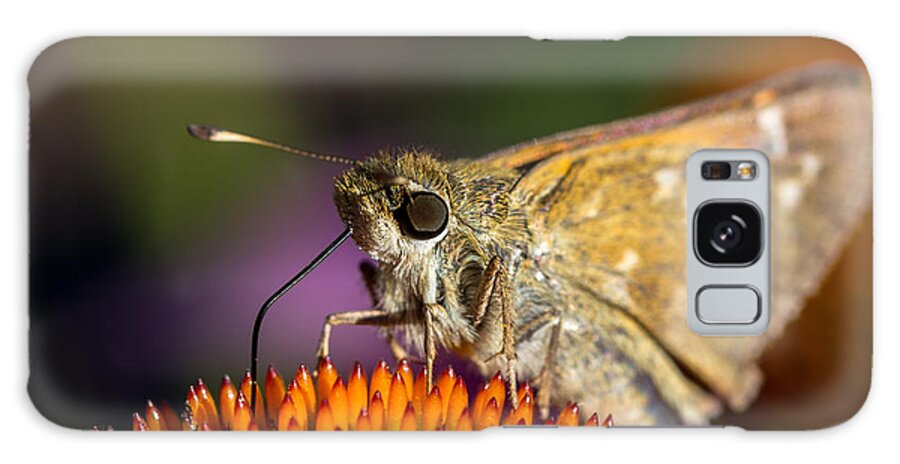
xmin=28 ymin=37 xmax=872 ymax=431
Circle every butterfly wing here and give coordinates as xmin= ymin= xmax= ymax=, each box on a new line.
xmin=481 ymin=64 xmax=871 ymax=423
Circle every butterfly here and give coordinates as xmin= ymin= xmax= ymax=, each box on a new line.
xmin=188 ymin=63 xmax=871 ymax=425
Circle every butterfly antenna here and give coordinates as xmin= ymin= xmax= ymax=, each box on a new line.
xmin=248 ymin=227 xmax=353 ymax=412
xmin=187 ymin=124 xmax=361 ymax=166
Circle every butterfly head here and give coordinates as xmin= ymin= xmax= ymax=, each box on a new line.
xmin=334 ymin=150 xmax=453 ymax=265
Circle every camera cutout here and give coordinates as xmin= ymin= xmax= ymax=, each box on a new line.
xmin=686 ymin=149 xmax=770 ymax=336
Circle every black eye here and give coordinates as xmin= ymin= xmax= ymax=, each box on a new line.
xmin=393 ymin=192 xmax=449 ymax=240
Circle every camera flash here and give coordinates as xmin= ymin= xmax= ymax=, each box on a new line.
xmin=737 ymin=162 xmax=757 ymax=180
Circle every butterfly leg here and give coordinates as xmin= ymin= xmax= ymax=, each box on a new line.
xmin=385 ymin=333 xmax=412 ymax=364
xmin=475 ymin=257 xmax=519 ymax=410
xmin=359 ymin=261 xmax=414 ymax=363
xmin=315 ymin=310 xmax=407 ymax=366
xmin=472 ymin=257 xmax=501 ymax=327
xmin=534 ymin=314 xmax=562 ymax=420
xmin=499 ymin=279 xmax=519 ymax=410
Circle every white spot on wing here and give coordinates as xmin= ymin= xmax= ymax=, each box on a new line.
xmin=561 ymin=318 xmax=581 ymax=332
xmin=757 ymin=105 xmax=788 ymax=159
xmin=800 ymin=153 xmax=822 ymax=180
xmin=779 ymin=180 xmax=803 ymax=211
xmin=779 ymin=153 xmax=821 ymax=212
xmin=534 ymin=241 xmax=550 ymax=257
xmin=615 ymin=249 xmax=640 ymax=273
xmin=653 ymin=167 xmax=681 ymax=202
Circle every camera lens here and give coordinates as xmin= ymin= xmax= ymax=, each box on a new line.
xmin=710 ymin=218 xmax=743 ymax=251
xmin=695 ymin=202 xmax=762 ymax=265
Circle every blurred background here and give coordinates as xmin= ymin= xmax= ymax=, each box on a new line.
xmin=28 ymin=37 xmax=869 ymax=429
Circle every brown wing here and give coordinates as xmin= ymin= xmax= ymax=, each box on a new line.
xmin=483 ymin=64 xmax=871 ymax=421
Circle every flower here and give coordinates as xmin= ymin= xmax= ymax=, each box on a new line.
xmin=133 ymin=357 xmax=613 ymax=431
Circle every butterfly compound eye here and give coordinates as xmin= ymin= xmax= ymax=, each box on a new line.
xmin=394 ymin=192 xmax=449 ymax=240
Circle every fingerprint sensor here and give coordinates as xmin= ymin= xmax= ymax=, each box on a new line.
xmin=696 ymin=286 xmax=761 ymax=324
